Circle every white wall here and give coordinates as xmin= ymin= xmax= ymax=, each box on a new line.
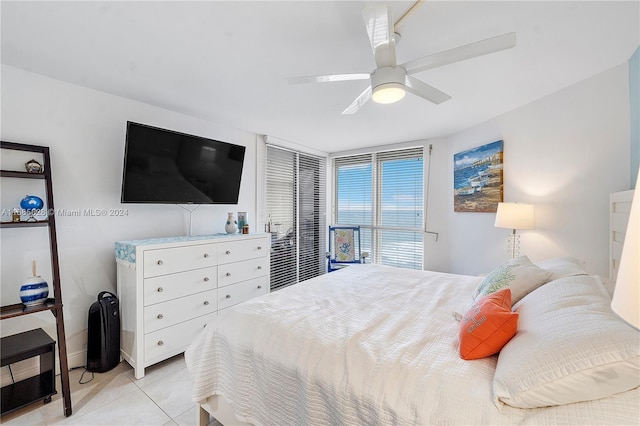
xmin=0 ymin=65 xmax=258 ymax=367
xmin=428 ymin=63 xmax=631 ymax=277
xmin=422 ymin=137 xmax=451 ymax=273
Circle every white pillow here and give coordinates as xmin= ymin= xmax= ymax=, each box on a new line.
xmin=535 ymin=256 xmax=588 ymax=280
xmin=493 ymin=275 xmax=640 ymax=409
xmin=473 ymin=255 xmax=552 ymax=304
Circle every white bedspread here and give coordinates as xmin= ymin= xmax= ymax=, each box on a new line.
xmin=185 ymin=264 xmax=639 ymax=425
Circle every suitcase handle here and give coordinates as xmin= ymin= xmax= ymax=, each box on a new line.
xmin=98 ymin=291 xmax=117 ymax=300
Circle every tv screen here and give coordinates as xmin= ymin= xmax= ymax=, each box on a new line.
xmin=121 ymin=122 xmax=245 ymax=204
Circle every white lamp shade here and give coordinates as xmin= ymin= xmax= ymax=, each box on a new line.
xmin=494 ymin=202 xmax=535 ymax=230
xmin=611 ymin=172 xmax=640 ymax=329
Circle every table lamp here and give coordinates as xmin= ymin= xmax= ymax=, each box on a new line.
xmin=495 ymin=202 xmax=535 ymax=258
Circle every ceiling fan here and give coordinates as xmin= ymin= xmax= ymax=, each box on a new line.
xmin=289 ymin=5 xmax=516 ymax=114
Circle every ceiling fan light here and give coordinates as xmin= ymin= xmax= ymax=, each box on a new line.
xmin=372 ymin=83 xmax=405 ymax=104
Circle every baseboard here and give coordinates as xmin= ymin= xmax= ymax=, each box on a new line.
xmin=67 ymin=348 xmax=87 ymax=370
xmin=0 ymin=349 xmax=87 ymax=387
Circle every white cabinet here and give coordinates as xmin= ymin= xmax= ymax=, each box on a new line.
xmin=116 ymin=234 xmax=270 ymax=379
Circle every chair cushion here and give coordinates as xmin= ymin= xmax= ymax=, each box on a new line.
xmin=334 ymin=229 xmax=356 ymax=262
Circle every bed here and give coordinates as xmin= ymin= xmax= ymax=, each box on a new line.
xmin=185 ymin=256 xmax=640 ymax=425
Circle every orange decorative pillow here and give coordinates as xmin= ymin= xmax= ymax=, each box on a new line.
xmin=459 ymin=288 xmax=518 ymax=360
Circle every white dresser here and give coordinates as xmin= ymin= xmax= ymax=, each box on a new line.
xmin=115 ymin=233 xmax=270 ymax=379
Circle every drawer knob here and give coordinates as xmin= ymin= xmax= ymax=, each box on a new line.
xmin=226 ymin=250 xmax=231 ymax=255
xmin=157 ymin=260 xmax=163 ymax=265
xmin=157 ymin=287 xmax=163 ymax=293
xmin=257 ymin=285 xmax=262 ymax=289
xmin=257 ymin=266 xmax=262 ymax=270
xmin=225 ymin=294 xmax=231 ymax=299
xmin=157 ymin=340 xmax=164 ymax=346
xmin=204 ymin=300 xmax=209 ymax=305
xmin=204 ymin=253 xmax=209 ymax=258
xmin=257 ymin=246 xmax=262 ymax=250
xmin=157 ymin=314 xmax=164 ymax=319
xmin=226 ymin=272 xmax=231 ymax=277
xmin=204 ymin=277 xmax=210 ymax=282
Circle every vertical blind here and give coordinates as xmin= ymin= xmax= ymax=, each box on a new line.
xmin=334 ymin=147 xmax=424 ymax=270
xmin=266 ymin=145 xmax=326 ymax=290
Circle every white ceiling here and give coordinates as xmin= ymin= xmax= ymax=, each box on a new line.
xmin=2 ymin=1 xmax=638 ymax=153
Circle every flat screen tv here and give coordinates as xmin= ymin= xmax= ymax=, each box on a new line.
xmin=121 ymin=122 xmax=245 ymax=204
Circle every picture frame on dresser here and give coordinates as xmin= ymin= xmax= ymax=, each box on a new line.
xmin=115 ymin=233 xmax=270 ymax=379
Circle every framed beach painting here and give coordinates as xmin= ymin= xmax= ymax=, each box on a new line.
xmin=454 ymin=140 xmax=504 ymax=212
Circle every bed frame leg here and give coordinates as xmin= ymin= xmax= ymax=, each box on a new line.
xmin=196 ymin=403 xmax=210 ymax=426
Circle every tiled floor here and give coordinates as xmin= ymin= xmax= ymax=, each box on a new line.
xmin=1 ymin=355 xmax=221 ymax=426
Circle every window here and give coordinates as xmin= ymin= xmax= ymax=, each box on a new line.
xmin=333 ymin=147 xmax=423 ymax=269
xmin=266 ymin=146 xmax=326 ymax=290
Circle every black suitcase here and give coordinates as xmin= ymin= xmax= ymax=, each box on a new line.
xmin=86 ymin=291 xmax=120 ymax=373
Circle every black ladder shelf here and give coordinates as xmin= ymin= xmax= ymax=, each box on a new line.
xmin=0 ymin=141 xmax=72 ymax=417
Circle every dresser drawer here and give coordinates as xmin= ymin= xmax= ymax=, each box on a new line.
xmin=144 ymin=313 xmax=216 ymax=363
xmin=144 ymin=289 xmax=217 ymax=333
xmin=218 ymin=257 xmax=268 ymax=288
xmin=144 ymin=267 xmax=217 ymax=306
xmin=218 ymin=276 xmax=269 ymax=310
xmin=143 ymin=244 xmax=217 ymax=278
xmin=217 ymin=238 xmax=267 ymax=265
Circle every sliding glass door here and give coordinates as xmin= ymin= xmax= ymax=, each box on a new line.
xmin=266 ymin=146 xmax=326 ymax=290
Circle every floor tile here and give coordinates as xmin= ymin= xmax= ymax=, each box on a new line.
xmin=0 ymin=404 xmax=48 ymax=426
xmin=174 ymin=406 xmax=223 ymax=426
xmin=49 ymin=371 xmax=139 ymax=424
xmin=125 ymin=354 xmax=186 ymax=389
xmin=57 ymin=387 xmax=171 ymax=426
xmin=137 ymin=368 xmax=195 ymax=418
xmin=173 ymin=406 xmax=196 ymax=426
xmin=3 ymin=356 xmax=196 ymax=426
xmin=1 ymin=363 xmax=136 ymax=426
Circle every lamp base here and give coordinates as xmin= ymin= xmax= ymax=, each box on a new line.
xmin=507 ymin=231 xmax=521 ymax=259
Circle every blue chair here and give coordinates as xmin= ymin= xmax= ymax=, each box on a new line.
xmin=327 ymin=226 xmax=367 ymax=272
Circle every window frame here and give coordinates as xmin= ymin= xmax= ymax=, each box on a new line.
xmin=332 ymin=146 xmax=425 ymax=270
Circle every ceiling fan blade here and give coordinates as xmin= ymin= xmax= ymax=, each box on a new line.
xmin=404 ymin=32 xmax=517 ymax=75
xmin=342 ymin=86 xmax=372 ymax=114
xmin=362 ymin=5 xmax=397 ymax=67
xmin=288 ymin=73 xmax=370 ymax=84
xmin=404 ymin=75 xmax=451 ymax=105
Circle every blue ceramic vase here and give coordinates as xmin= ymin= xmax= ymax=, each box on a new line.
xmin=20 ymin=195 xmax=44 ymax=210
xmin=20 ymin=195 xmax=44 ymax=222
xmin=20 ymin=276 xmax=49 ymax=306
